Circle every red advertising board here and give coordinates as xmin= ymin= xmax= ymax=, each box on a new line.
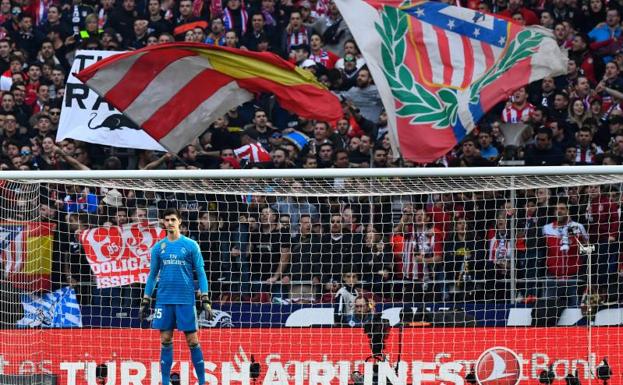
xmin=0 ymin=328 xmax=621 ymax=385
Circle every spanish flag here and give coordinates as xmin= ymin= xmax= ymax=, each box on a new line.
xmin=76 ymin=43 xmax=343 ymax=153
xmin=1 ymin=222 xmax=55 ymax=292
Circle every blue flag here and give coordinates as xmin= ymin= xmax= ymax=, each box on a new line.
xmin=17 ymin=286 xmax=83 ymax=328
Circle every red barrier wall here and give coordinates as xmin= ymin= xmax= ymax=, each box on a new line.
xmin=0 ymin=328 xmax=620 ymax=385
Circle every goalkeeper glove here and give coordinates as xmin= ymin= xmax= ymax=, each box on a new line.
xmin=200 ymin=294 xmax=214 ymax=321
xmin=139 ymin=297 xmax=151 ymax=322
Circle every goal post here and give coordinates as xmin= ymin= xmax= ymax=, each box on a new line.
xmin=0 ymin=166 xmax=622 ymax=385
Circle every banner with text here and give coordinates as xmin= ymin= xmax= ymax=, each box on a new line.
xmin=78 ymin=303 xmax=623 ymax=328
xmin=80 ymin=221 xmax=164 ymax=288
xmin=57 ymin=50 xmax=166 ymax=151
xmin=0 ymin=328 xmax=620 ymax=385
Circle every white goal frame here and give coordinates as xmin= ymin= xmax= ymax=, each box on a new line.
xmin=3 ymin=165 xmax=623 ymax=385
xmin=6 ymin=165 xmax=623 ymax=180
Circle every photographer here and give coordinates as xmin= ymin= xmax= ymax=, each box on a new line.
xmin=340 ymin=295 xmax=390 ymax=357
xmin=335 ymin=272 xmax=368 ymax=323
xmin=346 ymin=296 xmax=390 ymax=356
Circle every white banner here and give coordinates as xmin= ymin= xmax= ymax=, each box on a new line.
xmin=57 ymin=50 xmax=166 ymax=151
xmin=80 ymin=221 xmax=165 ymax=288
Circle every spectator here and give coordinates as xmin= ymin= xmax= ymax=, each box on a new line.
xmin=502 ymin=86 xmax=535 ymax=123
xmin=371 ymin=146 xmax=387 ymax=168
xmin=224 ymin=30 xmax=239 ymax=48
xmin=477 ymin=129 xmax=500 ymax=162
xmin=444 ymin=217 xmax=483 ymax=302
xmin=338 ymin=53 xmax=360 ymax=90
xmin=308 ymin=33 xmax=338 ymax=69
xmin=222 ymin=0 xmax=248 ymax=39
xmin=128 ymin=18 xmax=149 ymax=49
xmin=219 ymin=156 xmax=240 ymax=169
xmin=244 ymin=109 xmax=273 ymax=150
xmin=596 ymin=62 xmax=623 ymax=111
xmin=458 ymin=137 xmax=491 ymax=166
xmin=0 ymin=38 xmax=9 ymax=75
xmin=550 ymin=91 xmax=570 ymax=121
xmin=241 ymin=12 xmax=275 ymax=51
xmin=341 ymin=68 xmax=383 ymax=123
xmin=575 ymin=126 xmax=603 ymax=164
xmin=554 ymin=22 xmax=572 ymax=48
xmin=2 ymin=92 xmax=28 ymax=128
xmin=530 ymin=76 xmax=557 ymax=110
xmin=38 ymin=6 xmax=69 ymax=40
xmin=270 ymin=146 xmax=291 ymax=168
xmin=146 ymin=0 xmax=172 ymax=35
xmin=577 ymin=0 xmax=606 ymax=33
xmin=539 ymin=10 xmax=555 ymax=29
xmin=174 ymin=144 xmax=204 ymax=169
xmin=310 ymin=0 xmax=352 ymax=56
xmin=524 ymin=126 xmax=565 ymax=165
xmin=547 ymin=121 xmax=570 ymax=151
xmin=235 ymin=130 xmax=272 ymax=164
xmin=320 ymin=212 xmax=363 ymax=284
xmin=392 ymin=205 xmax=443 ymax=304
xmin=12 ymin=14 xmax=44 ymax=59
xmin=106 ymin=0 xmax=139 ymax=44
xmin=335 ymin=39 xmax=364 ymax=71
xmin=286 ymin=214 xmax=322 ymax=301
xmin=205 ymin=17 xmax=226 ymax=45
xmin=78 ymin=13 xmax=103 ymax=42
xmin=333 ymin=148 xmax=349 ymax=168
xmin=571 ymin=34 xmax=602 ymax=85
xmin=245 ymin=207 xmax=290 ymax=301
xmin=0 ymin=113 xmax=26 ymax=145
xmin=48 ymin=69 xmax=65 ymax=103
xmin=499 ymin=0 xmax=538 ymax=25
xmin=542 ymin=199 xmax=588 ymax=307
xmin=588 ymin=8 xmax=621 ymax=64
xmin=312 ymin=142 xmax=331 ymax=167
xmin=485 ymin=210 xmax=513 ymax=301
xmin=361 ymin=228 xmax=392 ymax=294
xmin=563 ymin=144 xmax=578 ymax=165
xmin=282 ymin=11 xmax=311 ymax=57
xmin=61 ymin=213 xmax=92 ymax=304
xmin=191 ymin=211 xmax=233 ymax=299
xmin=302 ymin=154 xmax=317 ymax=168
xmin=63 ymin=185 xmax=98 ymax=213
xmin=567 ymin=97 xmax=592 ymax=131
xmin=585 ymin=184 xmax=619 ymax=299
xmin=30 ymin=84 xmax=50 ymax=114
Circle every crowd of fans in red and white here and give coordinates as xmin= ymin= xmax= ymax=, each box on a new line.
xmin=0 ymin=0 xmax=622 ymax=311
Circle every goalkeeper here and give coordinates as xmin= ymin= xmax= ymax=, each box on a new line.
xmin=140 ymin=207 xmax=214 ymax=385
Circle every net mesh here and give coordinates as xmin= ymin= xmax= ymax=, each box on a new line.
xmin=0 ymin=172 xmax=621 ymax=385
xmin=9 ymin=173 xmax=623 ymax=196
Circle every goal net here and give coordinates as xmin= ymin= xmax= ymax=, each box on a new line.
xmin=0 ymin=167 xmax=621 ymax=385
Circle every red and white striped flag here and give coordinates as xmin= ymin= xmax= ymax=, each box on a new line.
xmin=234 ymin=143 xmax=272 ymax=163
xmin=335 ymin=0 xmax=567 ymax=162
xmin=76 ymin=43 xmax=342 ymax=154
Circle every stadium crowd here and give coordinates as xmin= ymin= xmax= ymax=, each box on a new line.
xmin=7 ymin=179 xmax=619 ymax=317
xmin=0 ymin=0 xmax=623 ymax=319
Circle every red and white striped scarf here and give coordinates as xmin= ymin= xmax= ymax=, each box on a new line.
xmin=487 ymin=230 xmax=511 ymax=262
xmin=287 ymin=28 xmax=309 ymax=51
xmin=575 ymin=144 xmax=603 ymax=164
xmin=401 ymin=228 xmax=435 ymax=281
xmin=223 ymin=6 xmax=248 ymax=35
xmin=309 ymin=49 xmax=330 ymax=67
